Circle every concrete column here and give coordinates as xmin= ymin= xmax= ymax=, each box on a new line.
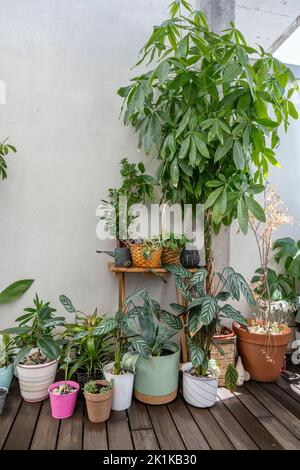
xmin=196 ymin=0 xmax=236 ymax=271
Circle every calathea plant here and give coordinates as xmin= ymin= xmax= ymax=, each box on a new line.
xmin=118 ymin=0 xmax=298 ymax=292
xmin=165 ymin=264 xmax=254 ymax=391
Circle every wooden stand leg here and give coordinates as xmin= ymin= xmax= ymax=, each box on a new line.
xmin=176 ymin=286 xmax=188 ymax=363
xmin=118 ymin=272 xmax=125 ymax=312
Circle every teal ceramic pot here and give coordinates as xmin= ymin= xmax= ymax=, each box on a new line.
xmin=0 ymin=363 xmax=14 ymax=390
xmin=134 ymin=341 xmax=180 ymax=405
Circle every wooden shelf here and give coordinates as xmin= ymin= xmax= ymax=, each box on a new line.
xmin=107 ymin=262 xmax=198 ymax=273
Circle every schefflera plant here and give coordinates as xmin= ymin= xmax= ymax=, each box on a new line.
xmin=118 ymin=0 xmax=298 ymax=292
xmin=165 ymin=264 xmax=255 ymax=391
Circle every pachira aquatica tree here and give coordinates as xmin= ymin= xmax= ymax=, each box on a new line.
xmin=118 ymin=0 xmax=298 ymax=289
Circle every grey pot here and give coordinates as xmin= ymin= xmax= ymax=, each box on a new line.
xmin=180 ymin=249 xmax=200 ymax=268
xmin=0 ymin=387 xmax=8 ymax=415
xmin=115 ymin=247 xmax=132 ymax=267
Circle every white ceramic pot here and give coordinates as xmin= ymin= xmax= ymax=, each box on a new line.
xmin=182 ymin=362 xmax=218 ymax=408
xmin=17 ymin=358 xmax=59 ymax=402
xmin=103 ymin=362 xmax=134 ymax=411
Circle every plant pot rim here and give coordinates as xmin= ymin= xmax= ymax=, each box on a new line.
xmin=233 ymin=320 xmax=291 ymax=338
xmin=48 ymin=380 xmax=80 ymax=396
xmin=17 ymin=357 xmax=59 ymax=370
xmin=182 ymin=362 xmax=218 ymax=381
xmin=213 ymin=326 xmax=235 ymax=340
xmin=148 ymin=340 xmax=180 ymax=358
xmin=103 ymin=362 xmax=134 ymax=377
xmin=84 ymin=380 xmax=113 ymax=401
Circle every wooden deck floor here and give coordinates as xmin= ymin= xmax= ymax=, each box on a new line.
xmin=1 ymin=363 xmax=300 ymax=451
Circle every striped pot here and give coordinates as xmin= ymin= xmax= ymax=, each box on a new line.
xmin=182 ymin=362 xmax=218 ymax=408
xmin=17 ymin=358 xmax=59 ymax=402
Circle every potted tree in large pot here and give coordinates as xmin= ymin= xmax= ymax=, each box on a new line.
xmin=233 ymin=187 xmax=293 ymax=382
xmin=165 ymin=264 xmax=254 ymax=407
xmin=121 ymin=289 xmax=182 ymax=405
xmin=3 ymin=294 xmax=65 ymax=402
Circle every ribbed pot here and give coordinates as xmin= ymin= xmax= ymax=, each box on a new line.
xmin=115 ymin=248 xmax=132 ymax=267
xmin=134 ymin=342 xmax=180 ymax=405
xmin=0 ymin=363 xmax=14 ymax=390
xmin=182 ymin=363 xmax=218 ymax=408
xmin=84 ymin=380 xmax=113 ymax=423
xmin=0 ymin=387 xmax=8 ymax=415
xmin=17 ymin=358 xmax=59 ymax=402
xmin=180 ymin=249 xmax=200 ymax=268
xmin=103 ymin=363 xmax=134 ymax=411
xmin=233 ymin=320 xmax=291 ymax=382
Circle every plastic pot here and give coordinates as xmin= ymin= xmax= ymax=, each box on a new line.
xmin=233 ymin=320 xmax=291 ymax=382
xmin=0 ymin=363 xmax=14 ymax=390
xmin=133 ymin=341 xmax=180 ymax=405
xmin=103 ymin=362 xmax=134 ymax=411
xmin=180 ymin=249 xmax=200 ymax=268
xmin=115 ymin=248 xmax=132 ymax=267
xmin=48 ymin=380 xmax=80 ymax=419
xmin=0 ymin=387 xmax=8 ymax=415
xmin=17 ymin=357 xmax=59 ymax=402
xmin=84 ymin=380 xmax=113 ymax=423
xmin=182 ymin=363 xmax=218 ymax=408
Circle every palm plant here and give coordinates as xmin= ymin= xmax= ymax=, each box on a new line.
xmin=165 ymin=264 xmax=254 ymax=390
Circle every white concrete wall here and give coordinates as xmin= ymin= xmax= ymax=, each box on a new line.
xmin=0 ymin=0 xmax=178 ymax=328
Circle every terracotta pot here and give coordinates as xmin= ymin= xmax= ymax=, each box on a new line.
xmin=233 ymin=320 xmax=291 ymax=382
xmin=84 ymin=380 xmax=113 ymax=423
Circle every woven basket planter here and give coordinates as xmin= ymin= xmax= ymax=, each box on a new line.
xmin=211 ymin=328 xmax=236 ymax=386
xmin=130 ymin=245 xmax=162 ymax=268
xmin=161 ymin=248 xmax=182 ymax=266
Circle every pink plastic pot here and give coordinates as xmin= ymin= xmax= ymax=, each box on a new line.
xmin=48 ymin=380 xmax=79 ymax=419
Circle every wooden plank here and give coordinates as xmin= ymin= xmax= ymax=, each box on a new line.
xmin=209 ymin=397 xmax=258 ymax=450
xmin=127 ymin=399 xmax=152 ymax=431
xmin=108 ymin=262 xmax=198 ymax=273
xmin=168 ymin=396 xmax=210 ymax=449
xmin=147 ymin=405 xmax=185 ymax=450
xmin=4 ymin=399 xmax=41 ymax=450
xmin=107 ymin=410 xmax=133 ymax=450
xmin=132 ymin=429 xmax=159 ymax=450
xmin=187 ymin=404 xmax=234 ymax=450
xmin=56 ymin=400 xmax=83 ymax=450
xmin=275 ymin=374 xmax=300 ymax=403
xmin=245 ymin=381 xmax=300 ymax=440
xmin=234 ymin=385 xmax=272 ymax=418
xmin=259 ymin=416 xmax=300 ymax=450
xmin=0 ymin=380 xmax=22 ymax=449
xmin=83 ymin=420 xmax=107 ymax=450
xmin=218 ymin=387 xmax=283 ymax=450
xmin=30 ymin=399 xmax=59 ymax=450
xmin=259 ymin=382 xmax=300 ymax=419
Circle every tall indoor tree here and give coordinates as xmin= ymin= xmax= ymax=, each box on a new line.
xmin=118 ymin=0 xmax=298 ymax=292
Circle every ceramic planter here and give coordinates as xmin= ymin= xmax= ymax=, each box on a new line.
xmin=17 ymin=358 xmax=59 ymax=402
xmin=103 ymin=362 xmax=134 ymax=411
xmin=0 ymin=363 xmax=14 ymax=390
xmin=48 ymin=380 xmax=80 ymax=419
xmin=133 ymin=341 xmax=180 ymax=405
xmin=182 ymin=362 xmax=218 ymax=408
xmin=84 ymin=380 xmax=113 ymax=423
xmin=180 ymin=249 xmax=200 ymax=268
xmin=115 ymin=247 xmax=132 ymax=267
xmin=233 ymin=320 xmax=291 ymax=382
xmin=0 ymin=387 xmax=8 ymax=415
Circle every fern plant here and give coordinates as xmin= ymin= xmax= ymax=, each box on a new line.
xmin=164 ymin=264 xmax=255 ymax=391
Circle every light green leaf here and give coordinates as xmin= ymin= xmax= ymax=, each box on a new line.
xmin=204 ymin=186 xmax=224 ymax=210
xmin=233 ymin=140 xmax=245 ymax=170
xmin=157 ymin=61 xmax=170 ymax=84
xmin=237 ymin=197 xmax=248 ymax=234
xmin=0 ymin=279 xmax=34 ymax=304
xmin=225 ymin=363 xmax=238 ymax=392
xmin=170 ymin=157 xmax=179 ymax=188
xmin=245 ymin=196 xmax=266 ymax=222
xmin=214 ymin=137 xmax=233 ymax=162
xmin=193 ymin=133 xmax=210 ymax=159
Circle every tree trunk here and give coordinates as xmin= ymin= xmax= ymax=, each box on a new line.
xmin=204 ymin=209 xmax=214 ymax=295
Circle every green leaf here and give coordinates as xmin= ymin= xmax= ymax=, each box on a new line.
xmin=132 ymin=337 xmax=152 ymax=358
xmin=170 ymin=157 xmax=179 ymax=188
xmin=204 ymin=186 xmax=224 ymax=210
xmin=188 ymin=309 xmax=203 ymax=335
xmin=214 ymin=137 xmax=233 ymax=162
xmin=223 ymin=62 xmax=242 ymax=82
xmin=73 ymin=331 xmax=88 ymax=340
xmin=235 ymin=273 xmax=255 ymax=306
xmin=157 ymin=61 xmax=170 ymax=84
xmin=189 ymin=139 xmax=197 ymax=166
xmin=160 ymin=310 xmax=183 ymax=331
xmin=170 ymin=303 xmax=186 ymax=314
xmin=193 ymin=133 xmax=210 ymax=159
xmin=189 ymin=343 xmax=205 ymax=367
xmin=179 ymin=135 xmax=190 ymax=159
xmin=199 ymin=297 xmax=217 ymax=325
xmin=37 ymin=337 xmax=61 ymax=360
xmin=221 ymin=304 xmax=248 ymax=326
xmin=14 ymin=345 xmax=32 ymax=365
xmin=256 ymin=118 xmax=278 ymax=128
xmin=93 ymin=318 xmax=118 ymax=336
xmin=163 ymin=264 xmax=191 ymax=278
xmin=233 ymin=140 xmax=245 ymax=170
xmin=2 ymin=326 xmax=32 ymax=335
xmin=237 ymin=197 xmax=248 ymax=234
xmin=288 ymin=101 xmax=298 ymax=119
xmin=225 ymin=363 xmax=238 ymax=392
xmin=188 ymin=269 xmax=208 ymax=287
xmin=179 ymin=160 xmax=193 ymax=176
xmin=0 ymin=279 xmax=34 ymax=304
xmin=245 ymin=196 xmax=266 ymax=222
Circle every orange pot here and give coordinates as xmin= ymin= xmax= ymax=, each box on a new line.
xmin=84 ymin=380 xmax=113 ymax=423
xmin=232 ymin=320 xmax=291 ymax=382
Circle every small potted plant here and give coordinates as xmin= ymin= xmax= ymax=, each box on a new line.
xmin=129 ymin=238 xmax=163 ymax=268
xmin=83 ymin=380 xmax=113 ymax=423
xmin=122 ymin=289 xmax=182 ymax=404
xmin=59 ymin=295 xmax=113 ymax=389
xmin=0 ymin=334 xmax=15 ymax=390
xmin=3 ymin=294 xmax=65 ymax=402
xmin=165 ymin=264 xmax=253 ymax=407
xmin=48 ymin=349 xmax=79 ymax=419
xmin=161 ymin=233 xmax=189 ymax=266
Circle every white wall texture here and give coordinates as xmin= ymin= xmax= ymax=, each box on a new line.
xmin=0 ymin=0 xmax=299 ymax=328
